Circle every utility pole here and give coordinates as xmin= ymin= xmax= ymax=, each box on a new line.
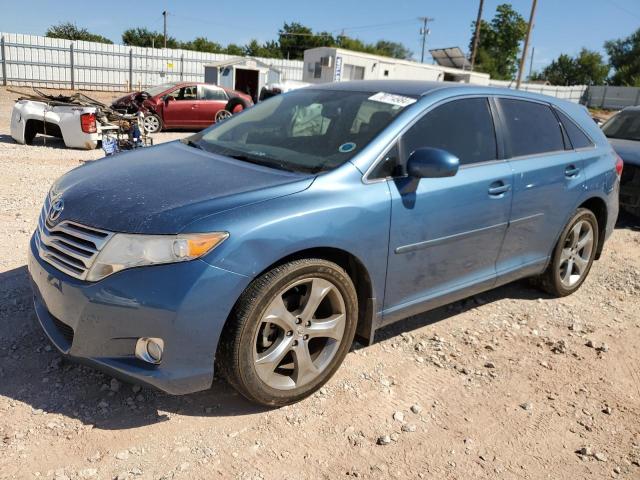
xmin=419 ymin=17 xmax=434 ymax=63
xmin=470 ymin=0 xmax=485 ymax=70
xmin=528 ymin=46 xmax=535 ymax=80
xmin=162 ymin=10 xmax=168 ymax=49
xmin=516 ymin=0 xmax=538 ymax=89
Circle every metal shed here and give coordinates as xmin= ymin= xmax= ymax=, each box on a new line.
xmin=204 ymin=57 xmax=282 ymax=101
xmin=303 ymin=47 xmax=490 ymax=86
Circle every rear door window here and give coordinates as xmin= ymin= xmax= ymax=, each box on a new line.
xmin=402 ymin=97 xmax=497 ymax=166
xmin=497 ymin=98 xmax=565 ymax=157
xmin=198 ymin=85 xmax=228 ymax=101
xmin=554 ymin=108 xmax=594 ymax=149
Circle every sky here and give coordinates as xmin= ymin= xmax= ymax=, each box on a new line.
xmin=0 ymin=0 xmax=639 ymax=74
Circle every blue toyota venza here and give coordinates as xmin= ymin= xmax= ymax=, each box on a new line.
xmin=29 ymin=80 xmax=621 ymax=406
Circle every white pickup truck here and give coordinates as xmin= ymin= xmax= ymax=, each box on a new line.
xmin=11 ymin=100 xmax=102 ymax=149
xmin=9 ymin=89 xmax=143 ymax=150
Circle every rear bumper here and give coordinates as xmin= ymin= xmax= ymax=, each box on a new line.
xmin=28 ymin=235 xmax=249 ymax=394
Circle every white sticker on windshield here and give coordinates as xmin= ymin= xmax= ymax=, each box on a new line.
xmin=368 ymin=92 xmax=416 ymax=108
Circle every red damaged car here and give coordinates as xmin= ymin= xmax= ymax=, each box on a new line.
xmin=112 ymin=82 xmax=253 ymax=133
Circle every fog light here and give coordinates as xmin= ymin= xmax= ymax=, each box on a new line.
xmin=135 ymin=337 xmax=164 ymax=365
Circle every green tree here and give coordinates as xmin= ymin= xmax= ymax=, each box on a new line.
xmin=180 ymin=37 xmax=224 ymax=53
xmin=45 ymin=22 xmax=112 ymax=44
xmin=224 ymin=43 xmax=244 ymax=56
xmin=277 ymin=22 xmax=412 ymax=60
xmin=261 ymin=40 xmax=283 ymax=58
xmin=605 ymin=28 xmax=640 ymax=86
xmin=470 ymin=4 xmax=527 ymax=80
xmin=243 ymin=39 xmax=283 ymax=58
xmin=531 ymin=49 xmax=608 ymax=86
xmin=278 ymin=22 xmax=336 ymax=59
xmin=122 ymin=27 xmax=179 ymax=48
xmin=374 ymin=40 xmax=413 ymax=60
xmin=337 ymin=36 xmax=375 ymax=54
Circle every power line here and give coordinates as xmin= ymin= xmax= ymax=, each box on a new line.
xmin=602 ymin=0 xmax=640 ymax=20
xmin=334 ymin=18 xmax=417 ymax=33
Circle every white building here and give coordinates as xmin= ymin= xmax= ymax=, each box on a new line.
xmin=303 ymin=47 xmax=490 ymax=86
xmin=204 ymin=57 xmax=283 ymax=100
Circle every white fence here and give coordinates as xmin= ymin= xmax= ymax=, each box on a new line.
xmin=488 ymin=79 xmax=588 ymax=103
xmin=3 ymin=31 xmax=639 ymax=110
xmin=0 ymin=32 xmax=304 ymax=91
xmin=585 ymin=86 xmax=640 ymax=110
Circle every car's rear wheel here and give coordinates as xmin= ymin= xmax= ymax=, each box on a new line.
xmin=225 ymin=97 xmax=249 ymax=114
xmin=536 ymin=208 xmax=599 ymax=297
xmin=218 ymin=259 xmax=358 ymax=407
xmin=142 ymin=114 xmax=162 ymax=133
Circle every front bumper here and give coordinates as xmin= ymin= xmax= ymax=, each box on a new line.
xmin=28 ymin=235 xmax=249 ymax=394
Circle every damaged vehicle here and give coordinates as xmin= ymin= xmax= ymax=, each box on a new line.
xmin=111 ymin=82 xmax=253 ymax=133
xmin=10 ymin=89 xmax=141 ymax=150
xmin=602 ymin=106 xmax=640 ymax=217
xmin=29 ymin=81 xmax=619 ymax=406
xmin=258 ymin=80 xmax=310 ymax=102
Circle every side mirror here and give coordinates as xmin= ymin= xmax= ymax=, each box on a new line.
xmin=163 ymin=95 xmax=173 ymax=105
xmin=407 ymin=147 xmax=459 ymax=178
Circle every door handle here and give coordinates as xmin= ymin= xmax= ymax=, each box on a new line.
xmin=191 ymin=105 xmax=199 ymax=109
xmin=565 ymin=165 xmax=580 ymax=177
xmin=488 ymin=181 xmax=511 ymax=196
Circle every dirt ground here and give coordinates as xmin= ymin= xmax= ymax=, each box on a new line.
xmin=0 ymin=87 xmax=639 ymax=480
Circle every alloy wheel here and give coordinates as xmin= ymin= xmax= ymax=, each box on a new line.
xmin=215 ymin=109 xmax=233 ymax=123
xmin=143 ymin=115 xmax=160 ymax=133
xmin=252 ymin=277 xmax=346 ymax=390
xmin=558 ymin=219 xmax=594 ymax=288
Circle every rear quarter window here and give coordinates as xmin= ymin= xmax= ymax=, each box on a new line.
xmin=554 ymin=108 xmax=594 ymax=149
xmin=498 ymin=98 xmax=565 ymax=157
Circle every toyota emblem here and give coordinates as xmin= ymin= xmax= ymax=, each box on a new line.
xmin=48 ymin=197 xmax=64 ymax=223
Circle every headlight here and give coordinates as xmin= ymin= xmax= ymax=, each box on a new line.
xmin=86 ymin=232 xmax=228 ymax=282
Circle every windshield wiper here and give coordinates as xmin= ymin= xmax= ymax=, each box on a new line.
xmin=227 ymin=153 xmax=296 ymax=173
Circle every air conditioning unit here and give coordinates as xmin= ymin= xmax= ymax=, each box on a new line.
xmin=320 ymin=56 xmax=333 ymax=67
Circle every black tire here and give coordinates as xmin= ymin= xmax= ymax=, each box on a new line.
xmin=218 ymin=259 xmax=358 ymax=407
xmin=24 ymin=121 xmax=37 ymax=145
xmin=224 ymin=97 xmax=249 ymax=114
xmin=535 ymin=208 xmax=599 ymax=297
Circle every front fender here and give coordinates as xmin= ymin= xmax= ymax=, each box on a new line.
xmin=186 ymin=164 xmax=392 ymax=305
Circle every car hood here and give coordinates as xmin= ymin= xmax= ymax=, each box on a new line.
xmin=50 ymin=141 xmax=314 ymax=234
xmin=111 ymin=92 xmax=139 ymax=107
xmin=609 ymin=138 xmax=640 ymax=166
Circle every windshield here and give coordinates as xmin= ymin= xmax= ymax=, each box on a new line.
xmin=602 ymin=111 xmax=640 ymax=141
xmin=187 ymin=89 xmax=416 ymax=173
xmin=144 ymin=83 xmax=178 ymax=97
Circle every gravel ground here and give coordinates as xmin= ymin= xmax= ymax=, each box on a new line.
xmin=1 ymin=87 xmax=639 ymax=480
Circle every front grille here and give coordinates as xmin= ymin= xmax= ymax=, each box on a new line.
xmin=34 ymin=195 xmax=113 ymax=280
xmin=51 ymin=315 xmax=74 ymax=344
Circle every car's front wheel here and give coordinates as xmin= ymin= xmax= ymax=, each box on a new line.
xmin=142 ymin=114 xmax=162 ymax=133
xmin=218 ymin=259 xmax=358 ymax=407
xmin=536 ymin=208 xmax=599 ymax=297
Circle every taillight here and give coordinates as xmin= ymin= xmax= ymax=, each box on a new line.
xmin=615 ymin=154 xmax=624 ymax=177
xmin=80 ymin=113 xmax=97 ymax=134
